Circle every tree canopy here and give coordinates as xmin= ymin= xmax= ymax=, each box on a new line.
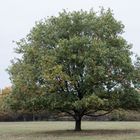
xmin=8 ymin=9 xmax=140 ymax=131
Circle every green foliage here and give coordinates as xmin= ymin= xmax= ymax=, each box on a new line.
xmin=7 ymin=8 xmax=140 ymax=130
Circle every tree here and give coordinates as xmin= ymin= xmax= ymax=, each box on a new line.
xmin=1 ymin=86 xmax=12 ymax=96
xmin=8 ymin=9 xmax=140 ymax=131
xmin=7 ymin=60 xmax=45 ymax=120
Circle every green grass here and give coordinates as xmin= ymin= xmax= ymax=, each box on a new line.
xmin=0 ymin=121 xmax=140 ymax=140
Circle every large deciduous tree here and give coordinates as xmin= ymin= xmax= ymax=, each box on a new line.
xmin=8 ymin=9 xmax=140 ymax=131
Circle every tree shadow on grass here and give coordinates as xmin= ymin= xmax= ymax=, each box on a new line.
xmin=32 ymin=129 xmax=140 ymax=137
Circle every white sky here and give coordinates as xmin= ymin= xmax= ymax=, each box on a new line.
xmin=0 ymin=0 xmax=140 ymax=89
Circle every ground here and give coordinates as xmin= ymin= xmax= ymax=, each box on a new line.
xmin=0 ymin=121 xmax=140 ymax=140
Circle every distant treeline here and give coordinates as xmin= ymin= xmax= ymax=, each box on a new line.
xmin=0 ymin=109 xmax=140 ymax=122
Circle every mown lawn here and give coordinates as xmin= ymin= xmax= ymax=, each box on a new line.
xmin=0 ymin=121 xmax=140 ymax=140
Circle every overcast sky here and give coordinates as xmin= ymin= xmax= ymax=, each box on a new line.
xmin=0 ymin=0 xmax=140 ymax=89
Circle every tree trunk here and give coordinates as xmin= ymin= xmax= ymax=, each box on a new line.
xmin=23 ymin=115 xmax=26 ymax=121
xmin=32 ymin=114 xmax=35 ymax=121
xmin=75 ymin=116 xmax=82 ymax=131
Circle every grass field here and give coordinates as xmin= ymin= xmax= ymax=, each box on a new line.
xmin=0 ymin=121 xmax=140 ymax=140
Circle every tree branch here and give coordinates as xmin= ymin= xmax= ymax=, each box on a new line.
xmin=84 ymin=109 xmax=113 ymax=117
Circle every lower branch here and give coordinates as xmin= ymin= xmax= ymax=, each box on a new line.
xmin=84 ymin=109 xmax=113 ymax=117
